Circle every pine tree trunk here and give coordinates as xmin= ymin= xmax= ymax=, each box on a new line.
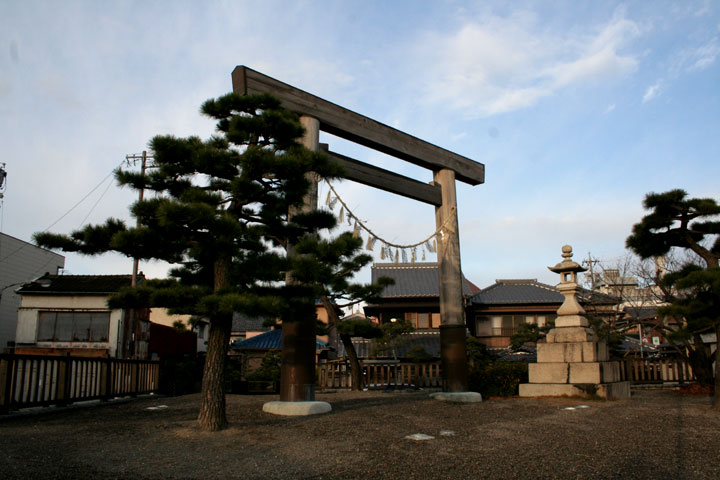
xmin=689 ymin=334 xmax=714 ymax=388
xmin=340 ymin=333 xmax=364 ymax=391
xmin=197 ymin=315 xmax=231 ymax=430
xmin=197 ymin=257 xmax=232 ymax=431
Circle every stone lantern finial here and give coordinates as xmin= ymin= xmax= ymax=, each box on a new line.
xmin=548 ymin=245 xmax=586 ymax=286
xmin=547 ymin=245 xmax=588 ymax=321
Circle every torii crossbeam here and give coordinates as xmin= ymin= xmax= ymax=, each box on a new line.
xmin=232 ymin=66 xmax=485 ymax=401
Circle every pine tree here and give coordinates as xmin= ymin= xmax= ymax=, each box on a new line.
xmin=35 ymin=93 xmax=341 ymax=430
xmin=626 ymin=189 xmax=720 ymax=407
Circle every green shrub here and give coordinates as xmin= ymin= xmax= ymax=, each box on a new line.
xmin=466 ymin=336 xmax=497 ymax=368
xmin=246 ymin=350 xmax=282 ymax=382
xmin=468 ymin=362 xmax=528 ymax=398
xmin=404 ymin=346 xmax=434 ymax=363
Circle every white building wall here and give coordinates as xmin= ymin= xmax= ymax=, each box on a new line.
xmin=15 ymin=294 xmax=123 ymax=357
xmin=0 ymin=233 xmax=64 ymax=349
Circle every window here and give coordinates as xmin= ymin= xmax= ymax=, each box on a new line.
xmin=37 ymin=311 xmax=110 ymax=342
xmin=475 ymin=316 xmax=491 ymax=336
xmin=417 ymin=313 xmax=430 ymax=329
xmin=403 ymin=312 xmax=437 ymax=330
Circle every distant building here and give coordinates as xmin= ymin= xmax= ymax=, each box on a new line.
xmin=15 ymin=273 xmax=145 ymax=358
xmin=0 ymin=233 xmax=65 ymax=349
xmin=14 ymin=273 xmax=203 ymax=359
xmin=363 ymin=262 xmax=479 ymax=330
xmin=471 ymin=279 xmax=618 ymax=348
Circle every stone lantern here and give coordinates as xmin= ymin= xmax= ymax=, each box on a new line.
xmin=545 ymin=245 xmax=596 ymax=343
xmin=519 ymin=245 xmax=630 ymax=399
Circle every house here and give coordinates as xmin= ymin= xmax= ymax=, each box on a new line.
xmin=14 ymin=273 xmax=148 ymax=358
xmin=354 ymin=262 xmax=479 ymax=360
xmin=14 ymin=273 xmax=202 ymax=360
xmin=470 ymin=279 xmax=618 ymax=348
xmin=362 ymin=262 xmax=479 ymax=330
xmin=0 ymin=233 xmax=65 ymax=349
xmin=229 ymin=328 xmax=330 ymax=379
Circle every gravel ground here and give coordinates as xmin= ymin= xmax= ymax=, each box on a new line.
xmin=1 ymin=388 xmax=718 ymax=480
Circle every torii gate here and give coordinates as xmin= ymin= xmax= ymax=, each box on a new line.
xmin=232 ymin=66 xmax=485 ymax=404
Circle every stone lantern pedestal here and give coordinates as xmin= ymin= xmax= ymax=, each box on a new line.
xmin=519 ymin=246 xmax=630 ymax=399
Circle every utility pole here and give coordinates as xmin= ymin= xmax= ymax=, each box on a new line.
xmin=125 ymin=151 xmax=151 ymax=287
xmin=123 ymin=151 xmax=152 ymax=358
xmin=582 ymin=252 xmax=599 ymax=289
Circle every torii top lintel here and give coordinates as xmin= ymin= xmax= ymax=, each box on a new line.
xmin=232 ymin=66 xmax=485 ymax=186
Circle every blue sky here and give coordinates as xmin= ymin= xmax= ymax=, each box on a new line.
xmin=1 ymin=0 xmax=719 ymax=288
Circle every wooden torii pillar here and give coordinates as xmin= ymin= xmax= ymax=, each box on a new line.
xmin=232 ymin=66 xmax=484 ymax=401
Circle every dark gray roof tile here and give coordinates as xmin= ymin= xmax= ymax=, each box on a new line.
xmin=472 ymin=279 xmax=562 ymax=305
xmin=371 ymin=263 xmax=474 ymax=298
xmin=230 ymin=329 xmax=328 ymax=350
xmin=17 ymin=274 xmax=137 ymax=295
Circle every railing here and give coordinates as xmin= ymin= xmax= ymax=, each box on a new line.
xmin=0 ymin=353 xmax=159 ymax=414
xmin=317 ymin=361 xmax=442 ymax=390
xmin=620 ymin=358 xmax=694 ymax=385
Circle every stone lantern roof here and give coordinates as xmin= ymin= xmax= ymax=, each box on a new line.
xmin=548 ymin=245 xmax=586 ymax=285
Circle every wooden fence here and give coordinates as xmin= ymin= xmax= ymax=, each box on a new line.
xmin=319 ymin=358 xmax=696 ymax=390
xmin=317 ymin=361 xmax=442 ymax=390
xmin=0 ymin=353 xmax=159 ymax=414
xmin=620 ymin=358 xmax=694 ymax=385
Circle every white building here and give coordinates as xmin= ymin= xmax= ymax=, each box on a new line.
xmin=15 ymin=273 xmax=144 ymax=358
xmin=0 ymin=233 xmax=65 ymax=349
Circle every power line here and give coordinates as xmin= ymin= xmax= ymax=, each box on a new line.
xmin=0 ymin=160 xmax=125 ymax=265
xmin=78 ymin=175 xmax=115 ymax=228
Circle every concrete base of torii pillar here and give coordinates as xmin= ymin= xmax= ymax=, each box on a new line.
xmin=262 ymin=401 xmax=332 ymax=416
xmin=519 ymin=245 xmax=630 ymax=400
xmin=430 ymin=391 xmax=483 ymax=403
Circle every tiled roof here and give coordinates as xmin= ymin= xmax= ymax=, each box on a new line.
xmin=472 ymin=279 xmax=562 ymax=305
xmin=472 ymin=279 xmax=619 ymax=306
xmin=622 ymin=305 xmax=658 ymax=320
xmin=16 ymin=273 xmax=138 ymax=295
xmin=230 ymin=329 xmax=329 ymax=351
xmin=371 ymin=263 xmax=475 ymax=298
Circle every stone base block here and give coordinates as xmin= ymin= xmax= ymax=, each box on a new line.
xmin=584 ymin=341 xmax=609 ymax=362
xmin=554 ymin=315 xmax=590 ymax=328
xmin=529 ymin=363 xmax=568 ymax=384
xmin=537 ymin=342 xmax=609 ymax=363
xmin=262 ymin=401 xmax=332 ymax=416
xmin=519 ymin=381 xmax=630 ymax=399
xmin=430 ymin=391 xmax=482 ymax=403
xmin=546 ymin=327 xmax=597 ymax=343
xmin=569 ymin=361 xmax=620 ymax=384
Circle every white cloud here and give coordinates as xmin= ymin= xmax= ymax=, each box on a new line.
xmin=604 ymin=103 xmax=616 ymax=113
xmin=688 ymin=37 xmax=720 ymax=71
xmin=414 ymin=8 xmax=640 ymax=116
xmin=642 ymin=82 xmax=661 ymax=103
xmin=668 ymin=36 xmax=720 ymax=75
